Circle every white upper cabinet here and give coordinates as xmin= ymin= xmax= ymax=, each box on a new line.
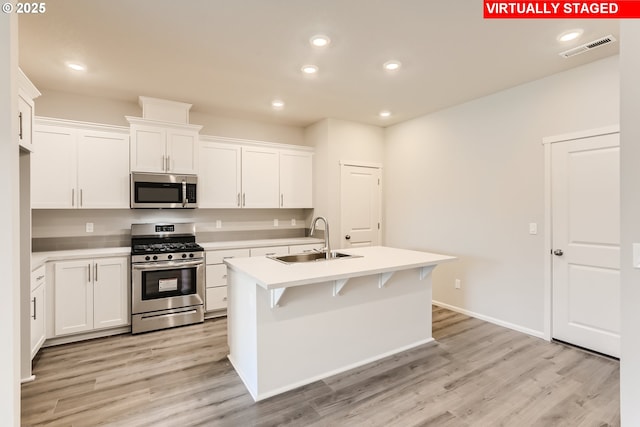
xmin=77 ymin=130 xmax=130 ymax=208
xmin=17 ymin=69 xmax=41 ymax=152
xmin=279 ymin=150 xmax=313 ymax=208
xmin=32 ymin=125 xmax=77 ymax=208
xmin=199 ymin=140 xmax=242 ymax=208
xmin=241 ymin=146 xmax=280 ymax=208
xmin=198 ymin=137 xmax=314 ymax=209
xmin=32 ymin=119 xmax=130 ymax=209
xmin=128 ymin=117 xmax=201 ymax=174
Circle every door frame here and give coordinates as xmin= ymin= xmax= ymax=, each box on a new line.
xmin=339 ymin=160 xmax=383 ymax=249
xmin=542 ymin=124 xmax=619 ymax=342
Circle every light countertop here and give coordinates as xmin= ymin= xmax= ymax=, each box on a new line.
xmin=31 ymin=237 xmax=324 ymax=271
xmin=224 ymin=245 xmax=456 ymax=290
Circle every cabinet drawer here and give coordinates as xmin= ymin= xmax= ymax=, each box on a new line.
xmin=250 ymin=246 xmax=289 ymax=257
xmin=206 ymin=286 xmax=228 ymax=312
xmin=289 ymin=243 xmax=324 ymax=254
xmin=206 ymin=248 xmax=250 ymax=265
xmin=31 ymin=265 xmax=46 ymax=292
xmin=206 ymin=264 xmax=228 ymax=288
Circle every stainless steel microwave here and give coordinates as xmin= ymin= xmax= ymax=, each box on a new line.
xmin=130 ymin=172 xmax=197 ymax=209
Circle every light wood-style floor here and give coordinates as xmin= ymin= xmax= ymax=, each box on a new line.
xmin=22 ymin=306 xmax=620 ymax=426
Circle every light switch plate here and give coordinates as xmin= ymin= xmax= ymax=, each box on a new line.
xmin=216 ymin=220 xmax=222 ymax=229
xmin=633 ymin=243 xmax=640 ymax=269
xmin=291 ymin=218 xmax=296 ymax=226
xmin=86 ymin=222 xmax=94 ymax=233
xmin=529 ymin=223 xmax=537 ymax=235
xmin=273 ymin=219 xmax=279 ymax=227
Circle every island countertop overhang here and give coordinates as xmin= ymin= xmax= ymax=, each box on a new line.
xmin=223 ymin=245 xmax=456 ymax=290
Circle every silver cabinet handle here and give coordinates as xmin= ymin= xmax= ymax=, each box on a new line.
xmin=281 ymin=194 xmax=284 ymax=207
xmin=18 ymin=112 xmax=23 ymax=140
xmin=31 ymin=297 xmax=36 ymax=320
xmin=242 ymin=193 xmax=246 ymax=207
xmin=553 ymin=249 xmax=564 ymax=256
xmin=237 ymin=193 xmax=241 ymax=207
xmin=80 ymin=189 xmax=83 ymax=207
xmin=88 ymin=263 xmax=91 ymax=282
xmin=94 ymin=262 xmax=98 ymax=281
xmin=36 ymin=275 xmax=44 ymax=281
xmin=223 ymin=297 xmax=227 ymax=302
xmin=72 ymin=188 xmax=75 ymax=207
xmin=162 ymin=155 xmax=166 ymax=171
xmin=166 ymin=155 xmax=171 ymax=172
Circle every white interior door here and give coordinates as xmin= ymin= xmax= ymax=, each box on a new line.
xmin=551 ymin=132 xmax=620 ymax=357
xmin=340 ymin=164 xmax=381 ymax=248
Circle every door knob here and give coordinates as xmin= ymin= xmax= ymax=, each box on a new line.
xmin=345 ymin=235 xmax=351 ymax=240
xmin=553 ymin=249 xmax=564 ymax=256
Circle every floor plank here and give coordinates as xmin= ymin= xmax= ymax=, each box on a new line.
xmin=22 ymin=306 xmax=620 ymax=426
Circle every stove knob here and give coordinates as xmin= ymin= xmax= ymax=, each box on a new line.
xmin=145 ymin=256 xmax=150 ymax=261
xmin=189 ymin=253 xmax=194 ymax=258
xmin=152 ymin=255 xmax=158 ymax=261
xmin=168 ymin=255 xmax=173 ymax=260
xmin=182 ymin=253 xmax=187 ymax=259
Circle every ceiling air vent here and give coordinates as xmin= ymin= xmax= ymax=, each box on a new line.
xmin=559 ymin=35 xmax=617 ymax=58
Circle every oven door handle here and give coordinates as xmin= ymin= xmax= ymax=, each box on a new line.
xmin=132 ymin=260 xmax=204 ymax=270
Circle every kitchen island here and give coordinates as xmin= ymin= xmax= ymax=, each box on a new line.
xmin=224 ymin=245 xmax=456 ymax=401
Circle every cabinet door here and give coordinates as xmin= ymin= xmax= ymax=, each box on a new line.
xmin=241 ymin=146 xmax=280 ymax=208
xmin=206 ymin=264 xmax=228 ymax=288
xmin=54 ymin=260 xmax=93 ymax=336
xmin=93 ymin=257 xmax=129 ymax=329
xmin=32 ymin=125 xmax=77 ymax=208
xmin=250 ymin=246 xmax=289 ymax=257
xmin=280 ymin=150 xmax=313 ymax=208
xmin=77 ymin=131 xmax=130 ymax=208
xmin=130 ymin=125 xmax=166 ymax=173
xmin=167 ymin=129 xmax=198 ymax=174
xmin=205 ymin=286 xmax=228 ymax=312
xmin=18 ymin=93 xmax=34 ymax=151
xmin=199 ymin=142 xmax=242 ymax=208
xmin=30 ymin=281 xmax=45 ymax=358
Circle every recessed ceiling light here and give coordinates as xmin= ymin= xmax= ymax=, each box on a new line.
xmin=383 ymin=60 xmax=402 ymax=71
xmin=379 ymin=110 xmax=391 ymax=118
xmin=301 ymin=65 xmax=319 ymax=74
xmin=271 ymin=99 xmax=285 ymax=109
xmin=310 ymin=35 xmax=331 ymax=48
xmin=66 ymin=62 xmax=86 ymax=71
xmin=558 ymin=29 xmax=583 ymax=42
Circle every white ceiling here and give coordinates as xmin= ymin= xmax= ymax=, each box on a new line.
xmin=18 ymin=1 xmax=620 ymax=128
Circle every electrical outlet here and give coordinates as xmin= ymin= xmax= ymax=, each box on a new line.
xmin=455 ymin=279 xmax=461 ymax=289
xmin=291 ymin=218 xmax=296 ymax=226
xmin=273 ymin=219 xmax=279 ymax=227
xmin=529 ymin=222 xmax=538 ymax=235
xmin=216 ymin=220 xmax=222 ymax=229
xmin=86 ymin=222 xmax=94 ymax=233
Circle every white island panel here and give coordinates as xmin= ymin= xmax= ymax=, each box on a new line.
xmin=225 ymin=246 xmax=455 ymax=401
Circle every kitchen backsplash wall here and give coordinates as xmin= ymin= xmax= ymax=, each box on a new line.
xmin=32 ymin=208 xmax=314 ymax=251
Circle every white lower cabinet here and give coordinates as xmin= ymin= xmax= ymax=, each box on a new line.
xmin=289 ymin=243 xmax=325 ymax=253
xmin=54 ymin=257 xmax=129 ymax=336
xmin=249 ymin=246 xmax=289 ymax=257
xmin=30 ymin=265 xmax=46 ymax=359
xmin=205 ymin=248 xmax=250 ymax=316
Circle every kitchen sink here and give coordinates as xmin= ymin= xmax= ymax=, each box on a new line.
xmin=269 ymin=251 xmax=358 ymax=264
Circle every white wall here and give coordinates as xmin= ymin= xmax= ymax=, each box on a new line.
xmin=384 ymin=55 xmax=619 ymax=334
xmin=0 ymin=11 xmax=20 ymax=427
xmin=36 ymin=90 xmax=305 ymax=146
xmin=305 ymin=118 xmax=384 ymax=248
xmin=620 ymin=21 xmax=640 ymax=427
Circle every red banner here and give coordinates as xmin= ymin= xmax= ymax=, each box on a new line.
xmin=484 ymin=1 xmax=640 ymax=18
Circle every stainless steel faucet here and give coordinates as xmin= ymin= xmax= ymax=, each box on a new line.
xmin=310 ymin=216 xmax=331 ymax=259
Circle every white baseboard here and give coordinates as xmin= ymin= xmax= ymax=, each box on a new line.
xmin=433 ymin=300 xmax=546 ymax=340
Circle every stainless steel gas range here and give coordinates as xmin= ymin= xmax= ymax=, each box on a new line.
xmin=130 ymin=223 xmax=205 ymax=334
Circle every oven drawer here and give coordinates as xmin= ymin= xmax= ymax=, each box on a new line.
xmin=206 ymin=264 xmax=228 ymax=288
xmin=206 ymin=248 xmax=250 ymax=265
xmin=206 ymin=286 xmax=228 ymax=311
